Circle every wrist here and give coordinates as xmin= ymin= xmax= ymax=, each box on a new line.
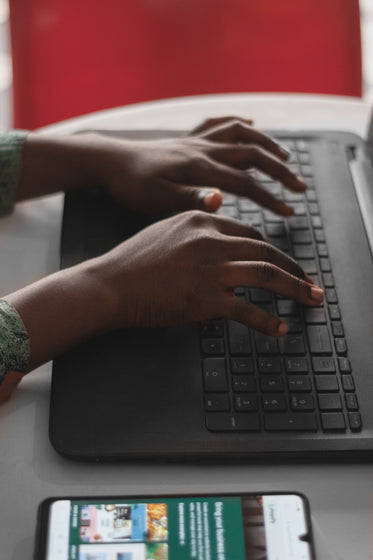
xmin=17 ymin=132 xmax=108 ymax=201
xmin=5 ymin=257 xmax=118 ymax=372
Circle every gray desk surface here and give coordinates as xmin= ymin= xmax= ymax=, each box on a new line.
xmin=1 ymin=94 xmax=372 ymax=560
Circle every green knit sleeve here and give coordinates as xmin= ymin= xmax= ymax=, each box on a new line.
xmin=0 ymin=130 xmax=28 ymax=216
xmin=0 ymin=300 xmax=30 ymax=401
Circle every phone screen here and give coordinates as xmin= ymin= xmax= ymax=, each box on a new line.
xmin=43 ymin=494 xmax=313 ymax=560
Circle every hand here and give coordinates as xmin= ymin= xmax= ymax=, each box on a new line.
xmin=97 ymin=116 xmax=307 ymax=215
xmin=6 ymin=210 xmax=323 ymax=373
xmin=98 ymin=211 xmax=323 ymax=336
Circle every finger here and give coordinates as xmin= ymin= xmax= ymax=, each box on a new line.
xmin=242 ymin=146 xmax=307 ymax=192
xmin=207 ymin=213 xmax=265 ymax=240
xmin=222 ymin=261 xmax=324 ymax=304
xmin=164 ymin=184 xmax=223 ymax=213
xmin=188 ymin=116 xmax=253 ymax=135
xmin=216 ymin=237 xmax=308 ymax=280
xmin=206 ymin=143 xmax=305 ymax=192
xmin=226 ymin=296 xmax=288 ymax=337
xmin=181 ymin=156 xmax=293 ymax=215
xmin=199 ymin=120 xmax=290 ymax=161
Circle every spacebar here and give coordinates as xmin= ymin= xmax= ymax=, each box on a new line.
xmin=206 ymin=413 xmax=261 ymax=432
xmin=264 ymin=413 xmax=317 ymax=431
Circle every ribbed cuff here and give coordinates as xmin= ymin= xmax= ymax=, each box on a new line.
xmin=0 ymin=130 xmax=28 ymax=216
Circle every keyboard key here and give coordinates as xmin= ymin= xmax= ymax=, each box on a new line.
xmin=203 ymin=358 xmax=228 ymax=392
xmin=294 ymin=245 xmax=314 ymax=259
xmin=287 ymin=375 xmax=312 ymax=392
xmin=312 ymin=357 xmax=335 ymax=374
xmin=298 ymin=152 xmax=310 ymax=164
xmin=341 ymin=375 xmax=355 ymax=392
xmin=348 ymin=412 xmax=362 ymax=431
xmin=238 ymin=198 xmax=259 ymax=212
xmin=281 ymin=334 xmax=306 ymax=355
xmin=257 ymin=357 xmax=282 ymax=374
xmin=250 ymin=288 xmax=272 ymax=303
xmin=206 ymin=413 xmax=261 ymax=432
xmin=304 ymin=308 xmax=327 ymax=324
xmin=263 ymin=210 xmax=284 ymax=223
xmin=277 ymin=300 xmax=300 ymax=316
xmin=262 ymin=395 xmax=287 ymax=411
xmin=202 ymin=338 xmax=225 ymax=355
xmin=211 ymin=320 xmax=225 ymax=337
xmin=289 ymin=216 xmax=309 ymax=229
xmin=241 ymin=212 xmax=261 ymax=227
xmin=335 ymin=338 xmax=347 ymax=355
xmin=261 ymin=375 xmax=285 ymax=392
xmin=230 ymin=357 xmax=254 ymax=374
xmin=291 ymin=230 xmax=312 ymax=244
xmin=329 ymin=305 xmax=341 ymax=321
xmin=338 ymin=357 xmax=351 ymax=373
xmin=264 ymin=412 xmax=317 ymax=431
xmin=292 ymin=203 xmax=306 ymax=216
xmin=301 ymin=165 xmax=313 ymax=177
xmin=300 ymin=260 xmax=318 ymax=274
xmin=321 ymin=413 xmax=346 ymax=432
xmin=315 ymin=375 xmax=339 ymax=392
xmin=217 ymin=206 xmax=239 ymax=219
xmin=228 ymin=321 xmax=252 ymax=355
xmin=345 ymin=394 xmax=359 ymax=411
xmin=307 ymin=325 xmax=332 ymax=355
xmin=325 ymin=289 xmax=338 ymax=304
xmin=308 ymin=203 xmax=320 ymax=215
xmin=317 ymin=244 xmax=328 ymax=258
xmin=331 ymin=322 xmax=344 ymax=337
xmin=322 ymin=273 xmax=334 ymax=287
xmin=320 ymin=259 xmax=332 ymax=272
xmin=232 ymin=375 xmax=257 ymax=393
xmin=296 ymin=140 xmax=309 ymax=152
xmin=313 ymin=229 xmax=325 ymax=242
xmin=286 ymin=317 xmax=303 ymax=333
xmin=254 ymin=332 xmax=279 ymax=355
xmin=205 ymin=394 xmax=230 ymax=411
xmin=285 ymin=357 xmax=309 ymax=373
xmin=290 ymin=394 xmax=315 ymax=411
xmin=311 ymin=216 xmax=322 ymax=229
xmin=265 ymin=223 xmax=287 ymax=237
xmin=234 ymin=395 xmax=259 ymax=411
xmin=318 ymin=394 xmax=342 ymax=411
xmin=306 ymin=190 xmax=318 ymax=202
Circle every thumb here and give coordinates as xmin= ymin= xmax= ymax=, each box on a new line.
xmin=177 ymin=186 xmax=223 ymax=212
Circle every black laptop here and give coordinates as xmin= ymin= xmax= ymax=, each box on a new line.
xmin=49 ymin=120 xmax=373 ymax=461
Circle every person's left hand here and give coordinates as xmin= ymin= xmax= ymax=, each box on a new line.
xmin=97 ymin=116 xmax=306 ymax=216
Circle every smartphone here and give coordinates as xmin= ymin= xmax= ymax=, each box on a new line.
xmin=35 ymin=492 xmax=315 ymax=560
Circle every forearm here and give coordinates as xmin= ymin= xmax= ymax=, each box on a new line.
xmin=16 ymin=132 xmax=108 ymax=201
xmin=4 ymin=258 xmax=115 ymax=372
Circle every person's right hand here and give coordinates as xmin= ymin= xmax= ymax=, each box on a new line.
xmin=97 ymin=211 xmax=324 ymax=336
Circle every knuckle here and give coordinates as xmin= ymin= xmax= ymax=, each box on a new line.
xmin=255 ymin=261 xmax=276 ymax=285
xmin=185 ymin=209 xmax=208 ymax=227
xmin=260 ymin=240 xmax=277 ymax=262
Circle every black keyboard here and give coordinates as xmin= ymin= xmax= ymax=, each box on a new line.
xmin=201 ymin=139 xmax=362 ymax=434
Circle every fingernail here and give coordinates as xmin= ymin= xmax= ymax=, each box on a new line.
xmin=311 ymin=286 xmax=324 ymax=301
xmin=277 ymin=322 xmax=289 ymax=336
xmin=200 ymin=190 xmax=219 ymax=212
xmin=278 ymin=145 xmax=291 ymax=159
xmin=296 ymin=175 xmax=307 ymax=190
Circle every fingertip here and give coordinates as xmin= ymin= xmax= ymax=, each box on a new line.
xmin=277 ymin=146 xmax=291 ymax=160
xmin=202 ymin=190 xmax=222 ymax=212
xmin=277 ymin=321 xmax=289 ymax=336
